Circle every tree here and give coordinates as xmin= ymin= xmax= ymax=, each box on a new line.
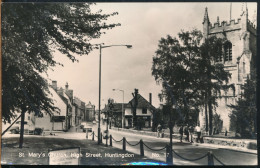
xmin=199 ymin=36 xmax=231 ymax=135
xmin=212 ymin=113 xmax=223 ymax=134
xmin=228 ymin=71 xmax=257 ymax=138
xmin=129 ymin=89 xmax=139 ymax=129
xmin=151 ymin=108 xmax=163 ymax=132
xmin=152 ymin=29 xmax=204 ymax=126
xmin=2 ymin=3 xmax=119 ymax=147
xmin=152 ymin=29 xmax=231 ymax=135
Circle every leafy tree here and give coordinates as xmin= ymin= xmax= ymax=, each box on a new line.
xmin=199 ymin=36 xmax=231 ymax=135
xmin=152 ymin=29 xmax=203 ymax=126
xmin=2 ymin=3 xmax=119 ymax=147
xmin=152 ymin=29 xmax=231 ymax=135
xmin=152 ymin=108 xmax=163 ymax=132
xmin=228 ymin=71 xmax=257 ymax=138
xmin=212 ymin=113 xmax=223 ymax=134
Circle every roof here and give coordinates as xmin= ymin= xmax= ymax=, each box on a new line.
xmin=101 ymin=103 xmax=128 ymax=113
xmin=86 ymin=101 xmax=94 ymax=108
xmin=125 ymin=94 xmax=156 ymax=112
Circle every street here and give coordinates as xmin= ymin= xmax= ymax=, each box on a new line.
xmin=92 ymin=124 xmax=257 ymax=165
xmin=1 ymin=123 xmax=257 ymax=166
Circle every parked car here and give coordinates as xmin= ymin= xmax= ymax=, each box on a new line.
xmin=81 ymin=122 xmax=92 ymax=133
xmin=80 ymin=122 xmax=87 ymax=129
xmin=92 ymin=121 xmax=97 ymax=125
xmin=34 ymin=128 xmax=43 ymax=135
xmin=9 ymin=121 xmax=29 ymax=134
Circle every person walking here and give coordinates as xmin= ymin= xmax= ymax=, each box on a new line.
xmin=195 ymin=125 xmax=201 ymax=143
xmin=184 ymin=124 xmax=189 ymax=142
xmin=157 ymin=124 xmax=162 ymax=138
xmin=189 ymin=125 xmax=194 ymax=143
xmin=179 ymin=125 xmax=184 ymax=142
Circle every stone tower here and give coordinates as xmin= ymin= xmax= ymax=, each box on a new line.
xmin=198 ymin=5 xmax=257 ymax=132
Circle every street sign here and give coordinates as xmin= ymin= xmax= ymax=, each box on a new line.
xmin=48 ymin=147 xmax=80 ymax=165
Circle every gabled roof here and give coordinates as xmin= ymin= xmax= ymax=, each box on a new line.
xmin=125 ymin=94 xmax=156 ymax=112
xmin=86 ymin=101 xmax=95 ymax=109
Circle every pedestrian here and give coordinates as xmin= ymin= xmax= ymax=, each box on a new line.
xmin=195 ymin=124 xmax=201 ymax=143
xmin=189 ymin=125 xmax=194 ymax=143
xmin=179 ymin=125 xmax=184 ymax=142
xmin=157 ymin=124 xmax=162 ymax=138
xmin=184 ymin=124 xmax=189 ymax=142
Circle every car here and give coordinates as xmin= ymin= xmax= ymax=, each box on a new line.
xmin=9 ymin=121 xmax=29 ymax=134
xmin=80 ymin=122 xmax=87 ymax=129
xmin=92 ymin=121 xmax=97 ymax=125
xmin=34 ymin=128 xmax=43 ymax=135
xmin=81 ymin=123 xmax=92 ymax=133
xmin=9 ymin=126 xmax=19 ymax=134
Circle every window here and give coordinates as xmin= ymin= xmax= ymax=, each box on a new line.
xmin=216 ymin=53 xmax=223 ymax=62
xmin=142 ymin=108 xmax=147 ymax=114
xmin=224 ymin=42 xmax=232 ymax=61
xmin=216 ymin=45 xmax=223 ymax=62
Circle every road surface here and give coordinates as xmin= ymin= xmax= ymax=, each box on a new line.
xmin=91 ymin=124 xmax=257 ymax=165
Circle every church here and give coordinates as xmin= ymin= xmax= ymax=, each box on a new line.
xmin=198 ymin=5 xmax=257 ymax=132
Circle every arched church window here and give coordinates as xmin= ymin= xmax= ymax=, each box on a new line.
xmin=216 ymin=45 xmax=223 ymax=62
xmin=224 ymin=41 xmax=232 ymax=61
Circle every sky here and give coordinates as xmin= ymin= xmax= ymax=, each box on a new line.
xmin=47 ymin=2 xmax=257 ymax=109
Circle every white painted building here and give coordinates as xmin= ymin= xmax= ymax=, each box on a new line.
xmin=124 ymin=93 xmax=155 ymax=128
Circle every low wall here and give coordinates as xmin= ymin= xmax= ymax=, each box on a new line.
xmin=203 ymin=137 xmax=257 ymax=150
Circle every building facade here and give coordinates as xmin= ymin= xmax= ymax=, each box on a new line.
xmin=198 ymin=6 xmax=257 ymax=132
xmin=124 ymin=93 xmax=155 ymax=128
xmin=73 ymin=97 xmax=85 ymax=126
xmin=85 ymin=101 xmax=95 ymax=121
xmin=34 ymin=85 xmax=68 ymax=131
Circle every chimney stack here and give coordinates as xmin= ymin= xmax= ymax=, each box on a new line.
xmin=65 ymin=82 xmax=69 ymax=90
xmin=52 ymin=81 xmax=57 ymax=91
xmin=149 ymin=93 xmax=152 ymax=105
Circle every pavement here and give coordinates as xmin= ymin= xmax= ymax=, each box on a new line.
xmin=1 ymin=133 xmax=165 ymax=165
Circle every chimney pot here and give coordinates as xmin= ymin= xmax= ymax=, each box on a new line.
xmin=149 ymin=93 xmax=152 ymax=105
xmin=65 ymin=82 xmax=69 ymax=90
xmin=52 ymin=81 xmax=57 ymax=91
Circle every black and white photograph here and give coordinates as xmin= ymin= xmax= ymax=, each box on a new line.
xmin=1 ymin=1 xmax=258 ymax=166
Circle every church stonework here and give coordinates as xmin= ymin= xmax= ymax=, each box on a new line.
xmin=199 ymin=6 xmax=257 ymax=132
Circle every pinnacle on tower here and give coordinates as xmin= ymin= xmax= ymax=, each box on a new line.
xmin=241 ymin=2 xmax=248 ymax=17
xmin=203 ymin=7 xmax=210 ymax=24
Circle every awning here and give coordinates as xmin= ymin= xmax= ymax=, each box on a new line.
xmin=51 ymin=116 xmax=65 ymax=122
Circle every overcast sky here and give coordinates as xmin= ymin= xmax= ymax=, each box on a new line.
xmin=47 ymin=2 xmax=257 ymax=109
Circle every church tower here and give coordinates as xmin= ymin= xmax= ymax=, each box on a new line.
xmin=199 ymin=5 xmax=257 ymax=132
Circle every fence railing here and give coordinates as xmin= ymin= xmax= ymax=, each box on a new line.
xmin=87 ymin=131 xmax=225 ymax=165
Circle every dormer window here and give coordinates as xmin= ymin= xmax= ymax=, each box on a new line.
xmin=224 ymin=41 xmax=232 ymax=61
xmin=142 ymin=108 xmax=147 ymax=114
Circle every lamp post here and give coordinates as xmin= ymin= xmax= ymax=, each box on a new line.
xmin=113 ymin=89 xmax=125 ymax=128
xmin=98 ymin=44 xmax=132 ymax=145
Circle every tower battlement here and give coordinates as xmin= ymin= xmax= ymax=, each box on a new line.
xmin=247 ymin=20 xmax=257 ymax=35
xmin=209 ymin=18 xmax=241 ymax=29
xmin=208 ymin=18 xmax=241 ymax=34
